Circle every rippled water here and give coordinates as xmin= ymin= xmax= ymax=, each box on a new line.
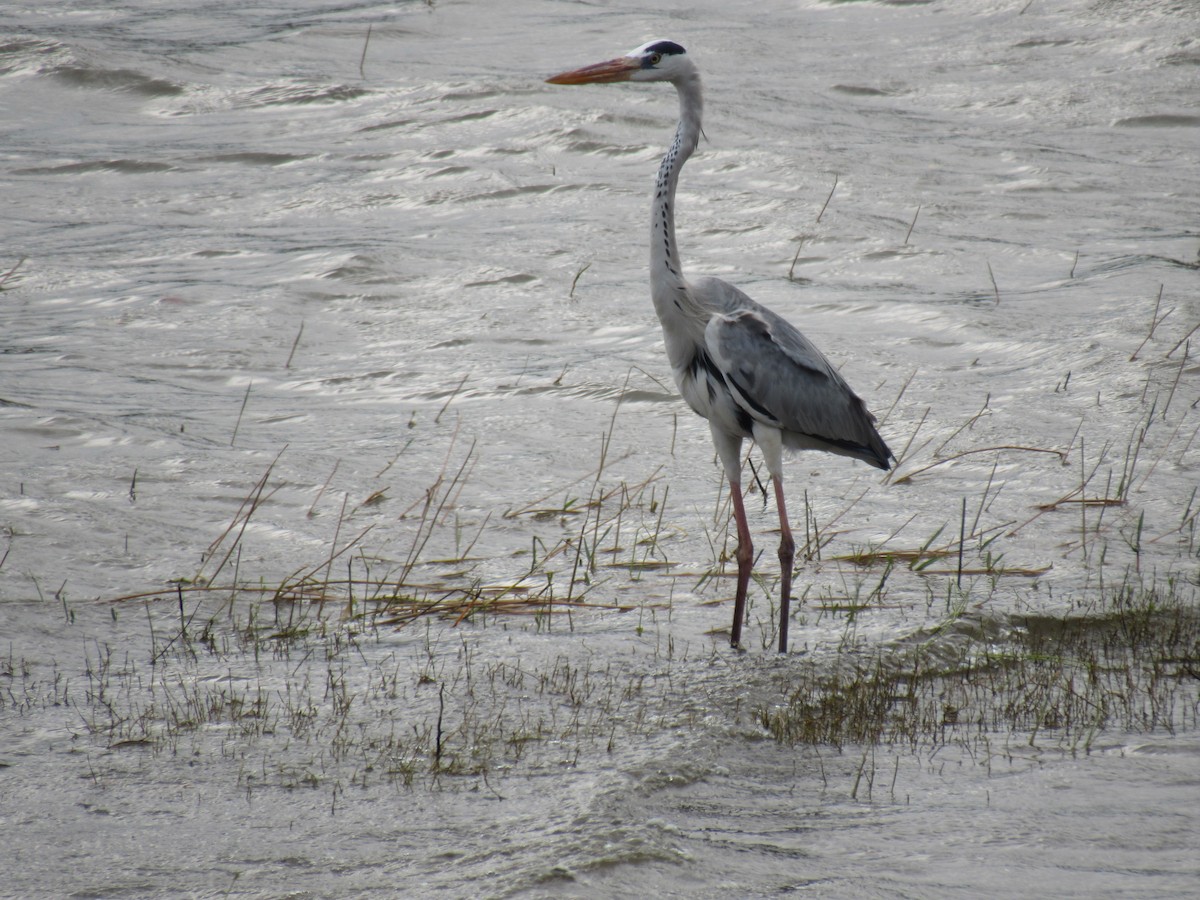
xmin=2 ymin=0 xmax=1199 ymax=896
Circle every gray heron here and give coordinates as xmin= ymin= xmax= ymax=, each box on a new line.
xmin=547 ymin=40 xmax=893 ymax=653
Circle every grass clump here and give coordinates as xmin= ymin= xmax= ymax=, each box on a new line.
xmin=758 ymin=570 xmax=1200 ymax=753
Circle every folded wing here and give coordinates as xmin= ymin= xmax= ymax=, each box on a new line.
xmin=696 ymin=278 xmax=892 ymax=470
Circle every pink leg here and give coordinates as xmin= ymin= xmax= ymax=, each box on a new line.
xmin=728 ymin=479 xmax=753 ymax=649
xmin=773 ymin=477 xmax=795 ymax=654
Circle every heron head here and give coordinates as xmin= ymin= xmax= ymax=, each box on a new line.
xmin=546 ymin=39 xmax=692 ymax=86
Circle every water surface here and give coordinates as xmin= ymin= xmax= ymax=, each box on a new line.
xmin=2 ymin=0 xmax=1198 ymax=896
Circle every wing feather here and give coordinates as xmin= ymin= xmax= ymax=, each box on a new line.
xmin=694 ymin=276 xmax=892 ymax=468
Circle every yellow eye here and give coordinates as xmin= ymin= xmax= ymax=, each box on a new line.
xmin=649 ymin=53 xmax=662 ymax=66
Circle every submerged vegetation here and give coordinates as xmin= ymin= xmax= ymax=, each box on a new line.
xmin=4 ymin=379 xmax=1197 ymax=804
xmin=759 ymin=572 xmax=1200 ymax=753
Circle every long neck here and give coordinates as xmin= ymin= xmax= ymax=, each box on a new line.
xmin=650 ymin=73 xmax=703 ymax=311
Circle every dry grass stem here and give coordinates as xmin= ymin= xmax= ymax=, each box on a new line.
xmin=1129 ymin=285 xmax=1168 ymax=361
xmin=569 ymin=262 xmax=591 ymax=298
xmin=788 ymin=238 xmax=806 ymax=281
xmin=230 ymin=380 xmax=253 ymax=447
xmin=1165 ymin=324 xmax=1198 ymax=359
xmin=816 ymin=173 xmax=838 ymax=223
xmin=894 ymin=444 xmax=1064 ymax=485
xmin=904 ymin=205 xmax=920 ymax=245
xmin=285 ymin=321 xmax=304 ymax=369
xmin=359 ymin=24 xmax=372 ymax=79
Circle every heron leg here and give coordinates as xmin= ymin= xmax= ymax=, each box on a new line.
xmin=728 ymin=478 xmax=753 ymax=650
xmin=773 ymin=476 xmax=795 ymax=654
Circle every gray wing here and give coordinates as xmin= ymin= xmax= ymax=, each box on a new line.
xmin=694 ymin=276 xmax=893 ymax=469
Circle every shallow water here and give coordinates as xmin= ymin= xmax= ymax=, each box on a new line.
xmin=2 ymin=0 xmax=1199 ymax=896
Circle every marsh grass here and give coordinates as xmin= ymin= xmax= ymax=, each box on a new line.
xmin=758 ymin=571 xmax=1200 ymax=754
xmin=5 ymin=349 xmax=1197 ymax=802
xmin=31 ymin=586 xmax=691 ymax=796
xmin=171 ymin=408 xmax=680 ymax=634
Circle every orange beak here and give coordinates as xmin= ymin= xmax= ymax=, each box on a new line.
xmin=546 ymin=57 xmax=640 ymax=85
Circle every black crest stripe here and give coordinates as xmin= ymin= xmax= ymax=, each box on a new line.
xmin=645 ymin=40 xmax=686 ymax=56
